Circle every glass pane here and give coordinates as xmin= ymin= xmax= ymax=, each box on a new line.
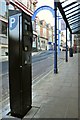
xmin=66 ymin=10 xmax=80 ymax=18
xmin=62 ymin=0 xmax=77 ymax=8
xmin=60 ymin=0 xmax=69 ymax=4
xmin=67 ymin=14 xmax=80 ymax=21
xmin=72 ymin=27 xmax=80 ymax=32
xmin=68 ymin=16 xmax=80 ymax=23
xmin=0 ymin=0 xmax=7 ymax=18
xmin=2 ymin=22 xmax=7 ymax=36
xmin=69 ymin=19 xmax=80 ymax=25
xmin=64 ymin=2 xmax=78 ymax=11
xmin=71 ymin=25 xmax=80 ymax=30
xmin=60 ymin=0 xmax=66 ymax=2
xmin=9 ymin=4 xmax=14 ymax=10
xmin=70 ymin=24 xmax=80 ymax=29
xmin=65 ymin=6 xmax=79 ymax=15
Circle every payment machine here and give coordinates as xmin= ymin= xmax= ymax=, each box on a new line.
xmin=8 ymin=10 xmax=33 ymax=118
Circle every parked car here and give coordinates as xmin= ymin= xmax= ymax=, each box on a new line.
xmin=62 ymin=45 xmax=66 ymax=51
xmin=60 ymin=45 xmax=69 ymax=51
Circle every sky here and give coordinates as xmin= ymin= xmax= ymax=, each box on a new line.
xmin=36 ymin=0 xmax=54 ymax=26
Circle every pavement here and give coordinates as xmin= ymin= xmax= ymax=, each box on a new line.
xmin=1 ymin=53 xmax=79 ymax=119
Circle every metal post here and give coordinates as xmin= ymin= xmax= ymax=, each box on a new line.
xmin=70 ymin=32 xmax=72 ymax=47
xmin=54 ymin=2 xmax=58 ymax=74
xmin=69 ymin=32 xmax=73 ymax=57
xmin=66 ymin=25 xmax=68 ymax=62
xmin=58 ymin=12 xmax=60 ymax=56
xmin=36 ymin=37 xmax=38 ymax=51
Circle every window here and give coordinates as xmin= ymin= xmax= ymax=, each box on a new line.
xmin=41 ymin=40 xmax=45 ymax=48
xmin=43 ymin=28 xmax=46 ymax=38
xmin=9 ymin=4 xmax=14 ymax=10
xmin=0 ymin=0 xmax=7 ymax=18
xmin=0 ymin=21 xmax=7 ymax=36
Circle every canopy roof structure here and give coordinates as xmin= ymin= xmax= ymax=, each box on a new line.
xmin=57 ymin=0 xmax=80 ymax=34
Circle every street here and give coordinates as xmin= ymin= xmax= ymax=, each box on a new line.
xmin=0 ymin=50 xmax=65 ymax=110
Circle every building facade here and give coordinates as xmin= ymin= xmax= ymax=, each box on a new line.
xmin=0 ymin=0 xmax=8 ymax=56
xmin=36 ymin=19 xmax=53 ymax=50
xmin=0 ymin=0 xmax=54 ymax=55
xmin=0 ymin=0 xmax=38 ymax=55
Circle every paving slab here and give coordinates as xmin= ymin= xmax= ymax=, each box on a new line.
xmin=32 ymin=54 xmax=78 ymax=118
xmin=1 ymin=53 xmax=79 ymax=119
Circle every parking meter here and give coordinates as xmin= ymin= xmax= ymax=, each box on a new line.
xmin=8 ymin=10 xmax=33 ymax=118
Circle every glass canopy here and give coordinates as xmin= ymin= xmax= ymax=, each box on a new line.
xmin=59 ymin=0 xmax=80 ymax=34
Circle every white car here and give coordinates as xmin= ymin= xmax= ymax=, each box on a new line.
xmin=60 ymin=45 xmax=69 ymax=51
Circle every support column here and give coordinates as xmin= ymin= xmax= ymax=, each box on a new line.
xmin=69 ymin=32 xmax=73 ymax=57
xmin=66 ymin=25 xmax=68 ymax=62
xmin=58 ymin=12 xmax=60 ymax=56
xmin=54 ymin=2 xmax=58 ymax=74
xmin=70 ymin=32 xmax=72 ymax=47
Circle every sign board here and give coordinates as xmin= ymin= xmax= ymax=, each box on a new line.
xmin=9 ymin=15 xmax=18 ymax=30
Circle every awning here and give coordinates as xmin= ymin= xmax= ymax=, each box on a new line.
xmin=57 ymin=0 xmax=80 ymax=34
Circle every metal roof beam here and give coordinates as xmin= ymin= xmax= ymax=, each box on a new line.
xmin=68 ymin=15 xmax=80 ymax=22
xmin=64 ymin=4 xmax=80 ymax=13
xmin=73 ymin=30 xmax=80 ymax=34
xmin=71 ymin=27 xmax=80 ymax=31
xmin=68 ymin=15 xmax=80 ymax=23
xmin=63 ymin=2 xmax=77 ymax=9
xmin=68 ymin=17 xmax=80 ymax=23
xmin=61 ymin=0 xmax=69 ymax=4
xmin=67 ymin=12 xmax=80 ymax=19
xmin=69 ymin=20 xmax=80 ymax=25
xmin=71 ymin=24 xmax=80 ymax=29
xmin=57 ymin=2 xmax=72 ymax=33
xmin=66 ymin=8 xmax=80 ymax=16
xmin=71 ymin=25 xmax=80 ymax=30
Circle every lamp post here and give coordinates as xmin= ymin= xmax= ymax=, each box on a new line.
xmin=57 ymin=13 xmax=62 ymax=56
xmin=54 ymin=2 xmax=58 ymax=74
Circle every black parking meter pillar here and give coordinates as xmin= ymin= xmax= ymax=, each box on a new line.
xmin=8 ymin=10 xmax=32 ymax=118
xmin=66 ymin=25 xmax=68 ymax=62
xmin=54 ymin=2 xmax=58 ymax=74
